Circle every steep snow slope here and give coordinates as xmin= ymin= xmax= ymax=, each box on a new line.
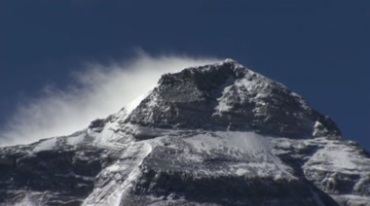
xmin=0 ymin=59 xmax=369 ymax=206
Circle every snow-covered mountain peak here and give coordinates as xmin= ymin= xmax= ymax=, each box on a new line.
xmin=222 ymin=58 xmax=238 ymax=63
xmin=2 ymin=59 xmax=369 ymax=206
xmin=127 ymin=60 xmax=341 ymax=139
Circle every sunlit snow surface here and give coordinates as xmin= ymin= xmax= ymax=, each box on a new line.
xmin=78 ymin=116 xmax=297 ymax=206
xmin=32 ymin=137 xmax=58 ymax=152
xmin=6 ymin=96 xmax=370 ymax=206
xmin=5 ymin=109 xmax=370 ymax=205
xmin=12 ymin=118 xmax=370 ymax=206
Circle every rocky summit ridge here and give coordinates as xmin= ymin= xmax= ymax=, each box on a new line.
xmin=127 ymin=59 xmax=340 ymax=138
xmin=0 ymin=59 xmax=369 ymax=206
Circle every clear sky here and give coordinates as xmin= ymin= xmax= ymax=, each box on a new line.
xmin=1 ymin=1 xmax=369 ymax=149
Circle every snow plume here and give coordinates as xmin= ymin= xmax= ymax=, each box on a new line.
xmin=0 ymin=54 xmax=218 ymax=146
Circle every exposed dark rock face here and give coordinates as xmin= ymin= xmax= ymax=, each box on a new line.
xmin=0 ymin=59 xmax=368 ymax=206
xmin=0 ymin=135 xmax=116 ymax=206
xmin=127 ymin=60 xmax=341 ymax=139
xmin=134 ymin=169 xmax=320 ymax=206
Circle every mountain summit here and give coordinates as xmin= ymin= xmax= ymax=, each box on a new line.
xmin=1 ymin=60 xmax=369 ymax=206
xmin=127 ymin=59 xmax=340 ymax=138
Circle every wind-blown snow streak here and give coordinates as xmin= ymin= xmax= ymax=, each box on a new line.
xmin=0 ymin=54 xmax=218 ymax=146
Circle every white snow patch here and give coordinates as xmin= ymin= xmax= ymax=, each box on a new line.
xmin=33 ymin=138 xmax=57 ymax=152
xmin=185 ymin=132 xmax=270 ymax=155
xmin=82 ymin=141 xmax=152 ymax=206
xmin=304 ymin=140 xmax=370 ymax=173
xmin=215 ymin=85 xmax=234 ymax=114
xmin=66 ymin=133 xmax=85 ymax=146
xmin=184 ymin=131 xmax=295 ymax=178
xmin=214 ymin=73 xmax=273 ymax=114
xmin=14 ymin=193 xmax=37 ymax=206
xmin=235 ymin=168 xmax=249 ymax=176
xmin=312 ymin=121 xmax=326 ymax=136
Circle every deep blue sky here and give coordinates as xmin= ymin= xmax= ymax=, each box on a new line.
xmin=1 ymin=0 xmax=369 ymax=149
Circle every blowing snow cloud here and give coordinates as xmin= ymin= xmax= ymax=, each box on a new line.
xmin=0 ymin=54 xmax=218 ymax=146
